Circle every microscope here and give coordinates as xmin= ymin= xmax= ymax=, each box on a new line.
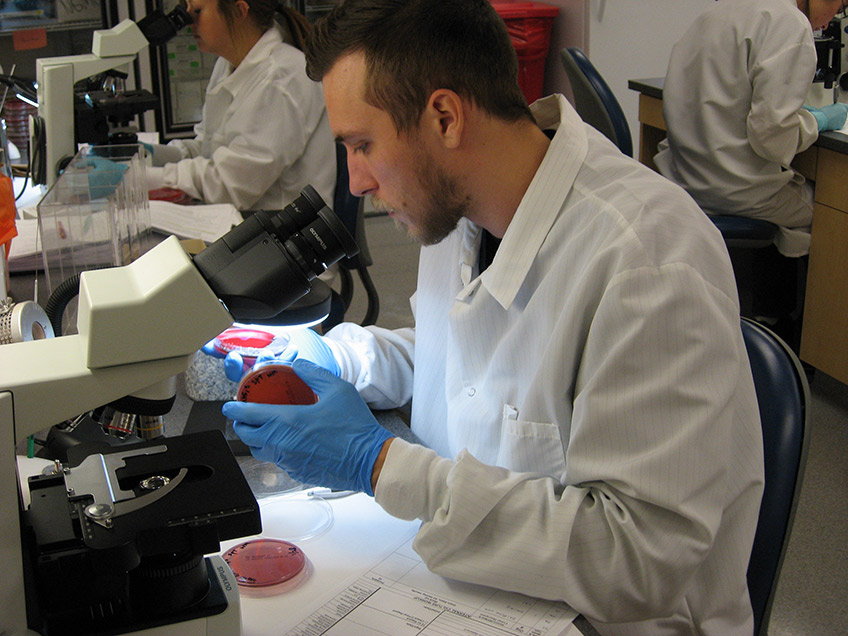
xmin=32 ymin=6 xmax=192 ymax=187
xmin=810 ymin=17 xmax=846 ymax=107
xmin=0 ymin=185 xmax=359 ymax=635
xmin=833 ymin=11 xmax=848 ymax=104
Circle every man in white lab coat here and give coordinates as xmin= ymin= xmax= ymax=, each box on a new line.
xmin=222 ymin=1 xmax=765 ymax=634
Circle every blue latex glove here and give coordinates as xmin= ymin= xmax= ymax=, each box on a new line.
xmin=201 ymin=327 xmax=341 ymax=382
xmin=277 ymin=327 xmax=341 ymax=375
xmin=85 ymin=156 xmax=128 ymax=199
xmin=224 ymin=359 xmax=394 ymax=496
xmin=803 ymin=103 xmax=848 ymax=131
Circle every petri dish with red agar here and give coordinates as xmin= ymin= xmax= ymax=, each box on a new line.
xmin=222 ymin=538 xmax=310 ymax=597
xmin=148 ymin=187 xmax=195 ymax=205
xmin=236 ymin=363 xmax=317 ymax=405
xmin=213 ymin=327 xmax=291 ymax=371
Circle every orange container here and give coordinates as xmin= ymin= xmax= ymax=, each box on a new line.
xmin=491 ymin=1 xmax=559 ymax=104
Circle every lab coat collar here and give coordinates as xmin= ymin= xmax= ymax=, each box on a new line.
xmin=208 ymin=24 xmax=286 ymax=99
xmin=476 ymin=94 xmax=588 ymax=310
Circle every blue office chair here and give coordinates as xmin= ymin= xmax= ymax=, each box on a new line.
xmin=741 ymin=317 xmax=810 ymax=636
xmin=560 ymin=47 xmax=633 ymax=157
xmin=709 ymin=219 xmax=797 ymax=349
xmin=710 ymin=216 xmax=778 ymax=249
xmin=562 ymin=48 xmax=777 ymax=250
xmin=707 ymin=219 xmax=786 ymax=338
xmin=325 ymin=142 xmax=379 ymax=330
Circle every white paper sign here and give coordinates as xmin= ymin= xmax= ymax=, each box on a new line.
xmin=56 ymin=0 xmax=101 ymax=25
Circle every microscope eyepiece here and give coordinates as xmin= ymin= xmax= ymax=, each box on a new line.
xmin=167 ymin=5 xmax=193 ymax=30
xmin=193 ymin=186 xmax=360 ymax=321
xmin=137 ymin=6 xmax=193 ymax=48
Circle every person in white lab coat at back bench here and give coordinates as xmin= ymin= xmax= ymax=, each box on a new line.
xmin=145 ymin=0 xmax=336 ymax=212
xmin=655 ymin=0 xmax=848 ymax=259
xmin=655 ymin=0 xmax=848 ymax=344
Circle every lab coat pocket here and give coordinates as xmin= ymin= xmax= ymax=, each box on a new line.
xmin=495 ymin=405 xmax=566 ymax=478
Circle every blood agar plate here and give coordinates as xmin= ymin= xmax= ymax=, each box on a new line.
xmin=148 ymin=187 xmax=195 ymax=205
xmin=236 ymin=363 xmax=317 ymax=405
xmin=222 ymin=538 xmax=309 ymax=597
xmin=213 ymin=327 xmax=287 ymax=365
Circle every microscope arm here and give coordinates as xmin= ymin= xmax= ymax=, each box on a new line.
xmin=36 ymin=51 xmax=137 ymax=187
xmin=1 ymin=236 xmax=232 ymax=635
xmin=34 ymin=15 xmax=182 ymax=185
xmin=5 ymin=236 xmax=232 ymax=441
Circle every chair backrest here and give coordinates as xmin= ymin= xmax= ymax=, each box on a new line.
xmin=741 ymin=317 xmax=810 ymax=636
xmin=333 ymin=143 xmax=371 ymax=271
xmin=327 ymin=143 xmax=379 ymax=328
xmin=560 ymin=47 xmax=633 ymax=157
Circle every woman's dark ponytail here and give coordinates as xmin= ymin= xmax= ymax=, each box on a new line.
xmin=276 ymin=4 xmax=312 ymax=51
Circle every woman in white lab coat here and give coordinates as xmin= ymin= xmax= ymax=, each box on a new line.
xmin=145 ymin=0 xmax=336 ymax=212
xmin=654 ymin=0 xmax=847 ymax=259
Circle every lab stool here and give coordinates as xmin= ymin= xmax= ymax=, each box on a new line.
xmin=709 ymin=215 xmax=805 ymax=352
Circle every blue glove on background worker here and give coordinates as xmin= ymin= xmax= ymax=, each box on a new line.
xmin=84 ymin=156 xmax=128 ymax=199
xmin=803 ymin=103 xmax=848 ymax=132
xmin=223 ymin=359 xmax=393 ymax=496
xmin=201 ymin=327 xmax=341 ymax=382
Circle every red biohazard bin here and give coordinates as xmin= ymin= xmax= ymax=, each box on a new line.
xmin=491 ymin=1 xmax=559 ymax=104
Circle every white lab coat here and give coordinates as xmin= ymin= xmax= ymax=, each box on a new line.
xmin=654 ymin=0 xmax=819 ymax=256
xmin=147 ymin=24 xmax=336 ymax=211
xmin=325 ymin=95 xmax=764 ymax=635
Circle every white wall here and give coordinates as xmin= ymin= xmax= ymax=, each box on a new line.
xmin=584 ymin=0 xmax=715 ymax=140
xmin=543 ymin=0 xmax=591 ymax=101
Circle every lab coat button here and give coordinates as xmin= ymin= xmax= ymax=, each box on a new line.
xmin=467 ymin=387 xmax=476 ymax=397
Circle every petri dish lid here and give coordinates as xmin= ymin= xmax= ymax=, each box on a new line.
xmin=238 ymin=457 xmax=304 ymax=498
xmin=222 ymin=538 xmax=309 ymax=595
xmin=259 ymin=493 xmax=333 ymax=542
xmin=237 ymin=363 xmax=317 ymax=405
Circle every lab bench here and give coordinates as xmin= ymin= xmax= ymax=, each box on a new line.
xmin=629 ymin=78 xmax=848 ymax=385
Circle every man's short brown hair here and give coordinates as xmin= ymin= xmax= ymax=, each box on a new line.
xmin=305 ymin=0 xmax=534 ymax=133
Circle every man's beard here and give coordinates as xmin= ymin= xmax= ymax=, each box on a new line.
xmin=374 ymin=150 xmax=469 ymax=246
